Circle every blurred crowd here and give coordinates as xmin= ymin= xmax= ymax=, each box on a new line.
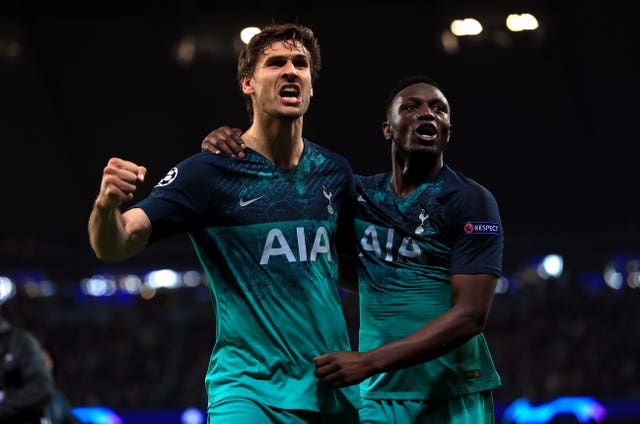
xmin=2 ymin=275 xmax=638 ymax=410
xmin=488 ymin=279 xmax=640 ymax=402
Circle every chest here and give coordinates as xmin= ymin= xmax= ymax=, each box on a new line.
xmin=210 ymin=164 xmax=347 ymax=226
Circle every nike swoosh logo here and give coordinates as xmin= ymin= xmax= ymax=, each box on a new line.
xmin=239 ymin=196 xmax=263 ymax=207
xmin=357 ymin=195 xmax=367 ymax=203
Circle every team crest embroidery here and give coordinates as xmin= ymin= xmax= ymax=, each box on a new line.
xmin=414 ymin=209 xmax=429 ymax=234
xmin=155 ymin=167 xmax=178 ymax=187
xmin=322 ymin=185 xmax=334 ymax=215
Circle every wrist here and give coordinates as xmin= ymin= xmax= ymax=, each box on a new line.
xmin=94 ymin=196 xmax=119 ymax=211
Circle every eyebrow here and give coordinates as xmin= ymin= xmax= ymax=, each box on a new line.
xmin=262 ymin=53 xmax=309 ymax=63
xmin=403 ymin=96 xmax=448 ymax=107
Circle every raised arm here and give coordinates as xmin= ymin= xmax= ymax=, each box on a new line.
xmin=88 ymin=157 xmax=151 ymax=262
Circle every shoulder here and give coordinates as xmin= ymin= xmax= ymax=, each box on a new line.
xmin=152 ymin=153 xmax=227 ymax=189
xmin=176 ymin=152 xmax=228 ymax=170
xmin=304 ymin=139 xmax=353 ymax=171
xmin=355 ymin=172 xmax=389 ymax=191
xmin=440 ymin=167 xmax=502 ymax=228
xmin=441 ymin=166 xmax=498 ymax=204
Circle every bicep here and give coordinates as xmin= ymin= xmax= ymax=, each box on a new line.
xmin=450 ymin=274 xmax=498 ymax=325
xmin=122 ymin=208 xmax=152 ymax=255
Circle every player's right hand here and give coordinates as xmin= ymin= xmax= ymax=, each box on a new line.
xmin=95 ymin=157 xmax=147 ymax=210
xmin=201 ymin=126 xmax=245 ymax=158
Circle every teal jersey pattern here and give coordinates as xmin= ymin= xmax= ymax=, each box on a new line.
xmin=354 ymin=165 xmax=503 ymax=401
xmin=134 ymin=141 xmax=359 ymax=413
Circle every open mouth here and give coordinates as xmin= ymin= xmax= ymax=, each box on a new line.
xmin=415 ymin=123 xmax=437 ymax=140
xmin=279 ymin=85 xmax=301 ymax=102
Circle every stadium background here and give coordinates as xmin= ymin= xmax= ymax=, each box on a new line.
xmin=0 ymin=0 xmax=638 ymax=423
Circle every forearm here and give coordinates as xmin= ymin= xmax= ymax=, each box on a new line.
xmin=88 ymin=203 xmax=148 ymax=262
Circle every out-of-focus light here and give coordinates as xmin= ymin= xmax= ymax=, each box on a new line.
xmin=603 ymin=263 xmax=623 ymax=290
xmin=0 ymin=276 xmax=15 ymax=302
xmin=139 ymin=283 xmax=157 ymax=300
xmin=181 ymin=407 xmax=205 ymax=424
xmin=502 ymin=396 xmax=606 ymax=423
xmin=441 ymin=30 xmax=460 ymax=54
xmin=537 ymin=254 xmax=563 ymax=279
xmin=82 ymin=275 xmax=118 ymax=297
xmin=240 ymin=27 xmax=261 ymax=45
xmin=495 ymin=276 xmax=510 ymax=294
xmin=506 ymin=13 xmax=539 ymax=32
xmin=145 ymin=269 xmax=180 ymax=289
xmin=182 ymin=270 xmax=202 ymax=287
xmin=450 ymin=18 xmax=483 ymax=36
xmin=119 ymin=274 xmax=142 ymax=294
xmin=176 ymin=36 xmax=197 ymax=66
xmin=39 ymin=280 xmax=56 ymax=297
xmin=72 ymin=406 xmax=123 ymax=424
xmin=25 ymin=281 xmax=42 ymax=298
xmin=626 ymin=271 xmax=640 ymax=289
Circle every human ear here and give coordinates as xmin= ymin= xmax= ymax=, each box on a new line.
xmin=241 ymin=76 xmax=254 ymax=95
xmin=382 ymin=120 xmax=392 ymax=140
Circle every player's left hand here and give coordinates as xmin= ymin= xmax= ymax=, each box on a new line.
xmin=201 ymin=126 xmax=246 ymax=158
xmin=313 ymin=351 xmax=372 ymax=388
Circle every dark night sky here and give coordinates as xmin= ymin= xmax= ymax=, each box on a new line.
xmin=1 ymin=0 xmax=638 ymax=278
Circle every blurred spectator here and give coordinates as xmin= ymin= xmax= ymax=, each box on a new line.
xmin=0 ymin=301 xmax=54 ymax=424
xmin=2 ymin=274 xmax=639 ymax=409
xmin=41 ymin=344 xmax=82 ymax=424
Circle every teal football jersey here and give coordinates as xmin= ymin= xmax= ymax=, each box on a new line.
xmin=354 ymin=165 xmax=502 ymax=400
xmin=134 ymin=141 xmax=359 ymax=412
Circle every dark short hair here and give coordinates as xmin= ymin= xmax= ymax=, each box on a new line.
xmin=237 ymin=23 xmax=321 ymax=122
xmin=384 ymin=75 xmax=445 ymax=117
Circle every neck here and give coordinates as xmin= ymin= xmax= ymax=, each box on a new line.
xmin=243 ymin=115 xmax=305 ymax=168
xmin=390 ymin=153 xmax=444 ymax=197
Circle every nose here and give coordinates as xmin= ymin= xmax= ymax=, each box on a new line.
xmin=414 ymin=105 xmax=433 ymax=119
xmin=282 ymin=60 xmax=298 ymax=80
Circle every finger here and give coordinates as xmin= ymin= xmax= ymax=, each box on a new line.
xmin=212 ymin=136 xmax=238 ymax=157
xmin=102 ymin=175 xmax=139 ymax=199
xmin=229 ymin=128 xmax=246 ymax=158
xmin=105 ymin=159 xmax=142 ymax=184
xmin=217 ymin=127 xmax=245 ymax=157
xmin=108 ymin=157 xmax=142 ymax=174
xmin=313 ymin=354 xmax=330 ymax=367
xmin=319 ymin=371 xmax=343 ymax=387
xmin=314 ymin=363 xmax=330 ymax=378
xmin=201 ymin=139 xmax=220 ymax=154
xmin=137 ymin=166 xmax=146 ymax=182
xmin=216 ymin=129 xmax=245 ymax=158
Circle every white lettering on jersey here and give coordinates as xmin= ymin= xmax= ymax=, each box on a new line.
xmin=360 ymin=225 xmax=382 ymax=258
xmin=260 ymin=226 xmax=332 ymax=264
xmin=296 ymin=227 xmax=307 ymax=261
xmin=310 ymin=226 xmax=331 ymax=261
xmin=398 ymin=236 xmax=421 ymax=259
xmin=359 ymin=225 xmax=421 ymax=262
